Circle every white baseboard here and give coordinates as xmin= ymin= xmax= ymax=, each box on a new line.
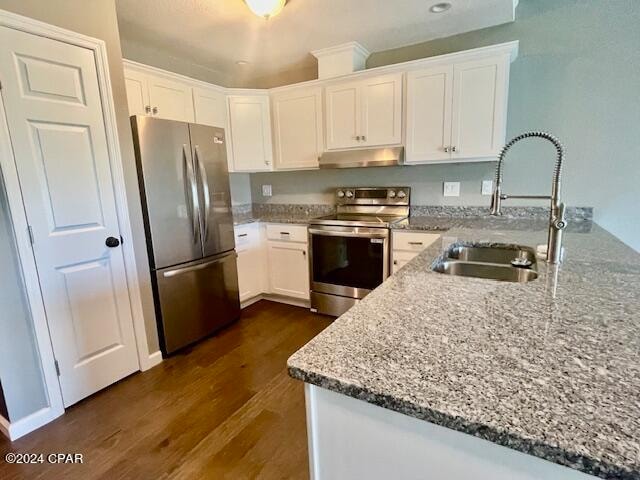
xmin=0 ymin=406 xmax=63 ymax=441
xmin=241 ymin=294 xmax=310 ymax=310
xmin=140 ymin=350 xmax=163 ymax=371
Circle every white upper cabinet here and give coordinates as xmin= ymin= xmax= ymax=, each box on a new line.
xmin=406 ymin=65 xmax=454 ymax=163
xmin=406 ymin=54 xmax=510 ymax=164
xmin=123 ymin=68 xmax=150 ymax=116
xmin=227 ymin=94 xmax=273 ymax=172
xmin=123 ymin=65 xmax=195 ymax=122
xmin=193 ymin=86 xmax=227 ymax=128
xmin=360 ymin=73 xmax=403 ymax=147
xmin=325 ymin=82 xmax=360 ymax=150
xmin=325 ymin=73 xmax=403 ymax=150
xmin=272 ymin=86 xmax=323 ymax=170
xmin=450 ymin=56 xmax=508 ymax=160
xmin=146 ymin=75 xmax=195 ymax=122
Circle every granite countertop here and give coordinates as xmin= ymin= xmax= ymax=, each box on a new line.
xmin=287 ymin=219 xmax=640 ymax=479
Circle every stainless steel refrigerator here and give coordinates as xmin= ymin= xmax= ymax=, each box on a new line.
xmin=131 ymin=116 xmax=240 ymax=355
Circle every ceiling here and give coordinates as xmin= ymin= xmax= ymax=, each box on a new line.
xmin=115 ymin=0 xmax=518 ymax=87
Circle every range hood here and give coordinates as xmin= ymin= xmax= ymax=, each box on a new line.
xmin=318 ymin=147 xmax=404 ymax=169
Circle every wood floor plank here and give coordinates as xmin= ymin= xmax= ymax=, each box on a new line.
xmin=0 ymin=301 xmax=331 ymax=480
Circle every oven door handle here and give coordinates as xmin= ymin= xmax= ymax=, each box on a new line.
xmin=308 ymin=228 xmax=388 ymax=239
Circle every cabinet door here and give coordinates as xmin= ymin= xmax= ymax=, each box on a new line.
xmin=193 ymin=86 xmax=227 ymax=128
xmin=147 ymin=75 xmax=195 ymax=122
xmin=272 ymin=87 xmax=323 ymax=170
xmin=267 ymin=241 xmax=309 ymax=299
xmin=450 ymin=55 xmax=508 ymax=160
xmin=392 ymin=251 xmax=419 ymax=274
xmin=325 ymin=82 xmax=360 ymax=150
xmin=237 ymin=249 xmax=261 ymax=302
xmin=123 ymin=68 xmax=150 ymax=116
xmin=360 ymin=73 xmax=403 ymax=147
xmin=406 ymin=66 xmax=453 ymax=163
xmin=228 ymin=95 xmax=273 ymax=172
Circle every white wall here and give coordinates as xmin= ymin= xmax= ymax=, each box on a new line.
xmin=0 ymin=172 xmax=47 ymax=422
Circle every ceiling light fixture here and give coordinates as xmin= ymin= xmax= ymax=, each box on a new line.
xmin=244 ymin=0 xmax=287 ymax=19
xmin=236 ymin=60 xmax=249 ymax=66
xmin=429 ymin=2 xmax=452 ymax=13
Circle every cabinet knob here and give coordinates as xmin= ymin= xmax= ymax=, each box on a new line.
xmin=355 ymin=135 xmax=361 ymax=141
xmin=444 ymin=146 xmax=450 ymax=153
xmin=362 ymin=135 xmax=366 ymax=141
xmin=451 ymin=146 xmax=457 ymax=153
xmin=152 ymin=106 xmax=158 ymax=115
xmin=144 ymin=105 xmax=151 ymax=114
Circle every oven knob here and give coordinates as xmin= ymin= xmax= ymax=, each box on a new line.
xmin=388 ymin=190 xmax=396 ymax=198
xmin=337 ymin=190 xmax=345 ymax=198
xmin=345 ymin=190 xmax=354 ymax=198
xmin=397 ymin=191 xmax=407 ymax=199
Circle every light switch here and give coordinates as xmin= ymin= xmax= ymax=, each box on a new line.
xmin=482 ymin=180 xmax=494 ymax=196
xmin=262 ymin=184 xmax=272 ymax=197
xmin=443 ymin=182 xmax=460 ymax=197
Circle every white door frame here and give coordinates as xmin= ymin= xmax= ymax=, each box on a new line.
xmin=0 ymin=9 xmax=156 ymax=438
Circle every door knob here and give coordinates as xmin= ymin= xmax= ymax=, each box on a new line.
xmin=105 ymin=236 xmax=121 ymax=248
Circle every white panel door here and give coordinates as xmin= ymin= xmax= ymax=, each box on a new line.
xmin=450 ymin=56 xmax=508 ymax=160
xmin=228 ymin=95 xmax=273 ymax=172
xmin=123 ymin=68 xmax=150 ymax=116
xmin=0 ymin=27 xmax=139 ymax=407
xmin=406 ymin=66 xmax=454 ymax=163
xmin=267 ymin=241 xmax=309 ymax=299
xmin=147 ymin=74 xmax=195 ymax=122
xmin=193 ymin=86 xmax=227 ymax=128
xmin=272 ymin=87 xmax=323 ymax=170
xmin=360 ymin=73 xmax=403 ymax=147
xmin=325 ymin=82 xmax=360 ymax=150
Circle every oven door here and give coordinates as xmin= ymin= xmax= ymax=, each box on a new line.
xmin=308 ymin=225 xmax=389 ymax=299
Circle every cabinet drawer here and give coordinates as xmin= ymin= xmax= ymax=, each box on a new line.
xmin=234 ymin=223 xmax=260 ymax=252
xmin=265 ymin=223 xmax=308 ymax=243
xmin=392 ymin=231 xmax=441 ymax=252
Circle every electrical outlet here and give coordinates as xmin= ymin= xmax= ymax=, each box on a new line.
xmin=262 ymin=184 xmax=272 ymax=197
xmin=482 ymin=180 xmax=493 ymax=195
xmin=443 ymin=182 xmax=460 ymax=197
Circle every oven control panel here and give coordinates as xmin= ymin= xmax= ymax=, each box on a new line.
xmin=335 ymin=187 xmax=410 ymax=206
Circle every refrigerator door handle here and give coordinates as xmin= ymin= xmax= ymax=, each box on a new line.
xmin=162 ymin=252 xmax=237 ymax=278
xmin=183 ymin=144 xmax=200 ymax=243
xmin=194 ymin=145 xmax=211 ymax=242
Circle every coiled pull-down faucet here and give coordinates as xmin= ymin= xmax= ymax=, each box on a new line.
xmin=490 ymin=131 xmax=568 ymax=264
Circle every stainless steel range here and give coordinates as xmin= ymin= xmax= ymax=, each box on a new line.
xmin=309 ymin=187 xmax=410 ymax=316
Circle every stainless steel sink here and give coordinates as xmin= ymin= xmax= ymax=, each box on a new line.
xmin=433 ymin=260 xmax=538 ymax=283
xmin=433 ymin=243 xmax=539 ymax=283
xmin=447 ymin=245 xmax=536 ymax=266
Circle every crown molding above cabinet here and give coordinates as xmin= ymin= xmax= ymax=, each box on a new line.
xmin=122 ymin=41 xmax=518 ymax=173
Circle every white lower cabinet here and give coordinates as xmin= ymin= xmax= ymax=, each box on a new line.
xmin=234 ymin=223 xmax=309 ymax=304
xmin=235 ymin=223 xmax=266 ymax=303
xmin=267 ymin=240 xmax=310 ymax=300
xmin=392 ymin=231 xmax=441 ymax=274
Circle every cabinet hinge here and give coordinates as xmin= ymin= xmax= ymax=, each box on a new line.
xmin=27 ymin=225 xmax=35 ymax=245
xmin=54 ymin=360 xmax=60 ymax=377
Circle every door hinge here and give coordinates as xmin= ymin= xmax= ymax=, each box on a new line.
xmin=54 ymin=360 xmax=60 ymax=376
xmin=27 ymin=225 xmax=35 ymax=245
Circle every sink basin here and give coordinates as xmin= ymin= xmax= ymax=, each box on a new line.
xmin=433 ymin=260 xmax=538 ymax=283
xmin=447 ymin=245 xmax=536 ymax=266
xmin=434 ymin=243 xmax=539 ymax=283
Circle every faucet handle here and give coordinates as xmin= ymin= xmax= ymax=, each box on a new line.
xmin=553 ymin=203 xmax=568 ymax=230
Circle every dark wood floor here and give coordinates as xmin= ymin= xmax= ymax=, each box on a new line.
xmin=0 ymin=301 xmax=332 ymax=480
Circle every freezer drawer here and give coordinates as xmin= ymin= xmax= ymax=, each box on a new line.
xmin=155 ymin=251 xmax=240 ymax=354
